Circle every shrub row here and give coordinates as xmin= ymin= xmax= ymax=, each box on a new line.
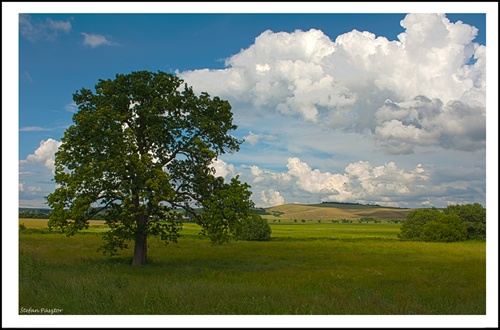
xmin=398 ymin=203 xmax=485 ymax=242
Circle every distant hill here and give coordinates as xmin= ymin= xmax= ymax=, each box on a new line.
xmin=264 ymin=203 xmax=411 ymax=220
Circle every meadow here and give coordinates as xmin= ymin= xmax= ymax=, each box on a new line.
xmin=18 ymin=218 xmax=485 ymax=315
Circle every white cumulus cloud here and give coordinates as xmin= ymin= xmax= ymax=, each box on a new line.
xmin=237 ymin=155 xmax=482 ymax=207
xmin=287 ymin=157 xmax=350 ymax=195
xmin=259 ymin=189 xmax=285 ymax=207
xmin=179 ymin=13 xmax=485 ymax=154
xmin=19 ymin=138 xmax=62 ymax=171
xmin=211 ymin=158 xmax=237 ymax=180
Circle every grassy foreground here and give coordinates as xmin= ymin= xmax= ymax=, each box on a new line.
xmin=18 ymin=219 xmax=485 ymax=315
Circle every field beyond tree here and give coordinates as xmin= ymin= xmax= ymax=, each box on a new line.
xmin=19 ymin=218 xmax=485 ymax=315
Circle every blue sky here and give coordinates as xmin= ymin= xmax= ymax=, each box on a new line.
xmin=18 ymin=12 xmax=486 ymax=158
xmin=6 ymin=2 xmax=497 ymax=211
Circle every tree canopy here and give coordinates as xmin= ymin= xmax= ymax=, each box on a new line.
xmin=46 ymin=70 xmax=261 ymax=265
xmin=398 ymin=207 xmax=469 ymax=242
xmin=443 ymin=203 xmax=486 ymax=239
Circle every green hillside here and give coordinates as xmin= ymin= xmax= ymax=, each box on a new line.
xmin=264 ymin=203 xmax=411 ymax=221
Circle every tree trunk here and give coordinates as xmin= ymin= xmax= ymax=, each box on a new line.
xmin=132 ymin=231 xmax=147 ymax=266
xmin=132 ymin=202 xmax=148 ymax=265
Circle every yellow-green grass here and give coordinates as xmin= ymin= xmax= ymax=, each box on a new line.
xmin=19 ymin=218 xmax=110 ymax=235
xmin=19 ymin=218 xmax=106 ymax=229
xmin=19 ymin=221 xmax=485 ymax=315
xmin=265 ymin=204 xmax=410 ymax=221
xmin=270 ymin=222 xmax=401 ymax=241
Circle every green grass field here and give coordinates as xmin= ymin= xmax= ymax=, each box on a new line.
xmin=18 ymin=219 xmax=485 ymax=315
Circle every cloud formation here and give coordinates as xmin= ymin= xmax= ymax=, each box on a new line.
xmin=179 ymin=13 xmax=485 ymax=155
xmin=212 ymin=158 xmax=238 ymax=180
xmin=247 ymin=157 xmax=483 ymax=208
xmin=287 ymin=157 xmax=350 ymax=195
xmin=19 ymin=14 xmax=72 ymax=41
xmin=19 ymin=182 xmax=42 ymax=195
xmin=374 ymin=96 xmax=486 ymax=153
xmin=19 ymin=126 xmax=52 ymax=132
xmin=243 ymin=131 xmax=277 ymax=145
xmin=17 ymin=136 xmax=485 ymax=208
xmin=260 ymin=189 xmax=285 ymax=207
xmin=19 ymin=138 xmax=62 ymax=171
xmin=81 ymin=32 xmax=118 ymax=48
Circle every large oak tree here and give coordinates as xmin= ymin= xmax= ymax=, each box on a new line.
xmin=46 ymin=70 xmax=257 ymax=265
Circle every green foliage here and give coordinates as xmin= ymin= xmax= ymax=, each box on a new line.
xmin=420 ymin=214 xmax=468 ymax=242
xmin=19 ymin=208 xmax=106 ymax=220
xmin=19 ymin=223 xmax=27 ymax=231
xmin=399 ymin=208 xmax=437 ymax=240
xmin=197 ymin=176 xmax=257 ymax=243
xmin=19 ymin=210 xmax=50 ymax=219
xmin=254 ymin=208 xmax=269 ymax=215
xmin=237 ymin=214 xmax=272 ymax=241
xmin=399 ymin=208 xmax=467 ymax=242
xmin=358 ymin=217 xmax=381 ymax=223
xmin=45 ymin=70 xmax=252 ymax=265
xmin=443 ymin=203 xmax=486 ymax=240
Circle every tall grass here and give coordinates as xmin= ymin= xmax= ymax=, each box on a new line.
xmin=19 ymin=221 xmax=485 ymax=315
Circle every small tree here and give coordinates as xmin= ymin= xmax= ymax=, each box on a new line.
xmin=46 ymin=70 xmax=257 ymax=265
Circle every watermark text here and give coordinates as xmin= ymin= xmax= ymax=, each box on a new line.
xmin=20 ymin=307 xmax=63 ymax=314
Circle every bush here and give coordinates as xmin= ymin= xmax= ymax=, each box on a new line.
xmin=399 ymin=208 xmax=437 ymax=240
xmin=237 ymin=214 xmax=272 ymax=241
xmin=420 ymin=214 xmax=468 ymax=242
xmin=443 ymin=203 xmax=486 ymax=240
xmin=399 ymin=208 xmax=467 ymax=242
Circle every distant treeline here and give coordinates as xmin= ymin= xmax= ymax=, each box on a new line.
xmin=19 ymin=208 xmax=104 ymax=220
xmin=321 ymin=201 xmax=369 ymax=206
xmin=320 ymin=201 xmax=410 ymax=209
xmin=19 ymin=207 xmax=269 ymax=220
xmin=19 ymin=208 xmax=51 ymax=219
